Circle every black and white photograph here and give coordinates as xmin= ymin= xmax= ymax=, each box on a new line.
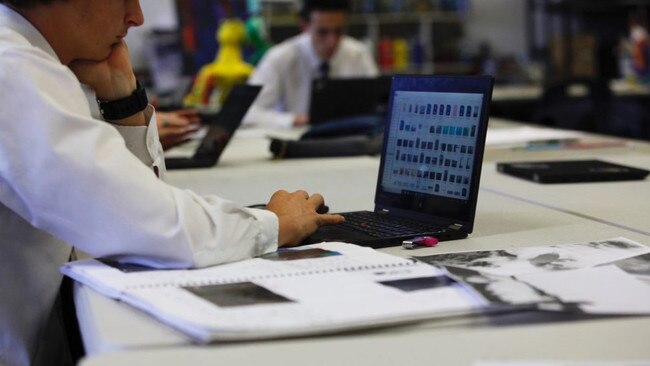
xmin=415 ymin=238 xmax=650 ymax=276
xmin=610 ymin=253 xmax=650 ymax=279
xmin=185 ymin=282 xmax=293 ymax=308
xmin=379 ymin=275 xmax=455 ymax=292
xmin=441 ymin=266 xmax=556 ymax=306
xmin=259 ymin=248 xmax=341 ymax=261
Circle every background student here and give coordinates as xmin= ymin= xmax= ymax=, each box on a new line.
xmin=243 ymin=0 xmax=379 ymax=129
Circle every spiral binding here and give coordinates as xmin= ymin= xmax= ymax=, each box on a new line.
xmin=137 ymin=258 xmax=419 ymax=289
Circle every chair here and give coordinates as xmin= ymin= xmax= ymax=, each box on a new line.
xmin=533 ymin=78 xmax=612 ymax=132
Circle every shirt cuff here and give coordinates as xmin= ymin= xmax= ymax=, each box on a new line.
xmin=112 ymin=105 xmax=164 ymax=170
xmin=248 ymin=208 xmax=279 ymax=255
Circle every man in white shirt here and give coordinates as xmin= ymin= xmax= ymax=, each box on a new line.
xmin=243 ymin=0 xmax=379 ymax=129
xmin=0 ymin=1 xmax=343 ymax=365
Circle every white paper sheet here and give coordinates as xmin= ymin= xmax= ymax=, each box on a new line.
xmin=486 ymin=126 xmax=584 ymax=147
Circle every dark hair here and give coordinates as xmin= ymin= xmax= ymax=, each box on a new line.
xmin=299 ymin=0 xmax=351 ymax=21
xmin=0 ymin=0 xmax=57 ymax=7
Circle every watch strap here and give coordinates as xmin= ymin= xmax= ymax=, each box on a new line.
xmin=98 ymin=80 xmax=148 ymax=120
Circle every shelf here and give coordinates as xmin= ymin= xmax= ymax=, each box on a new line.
xmin=266 ymin=11 xmax=463 ymax=27
xmin=349 ymin=12 xmax=463 ymax=25
xmin=545 ymin=0 xmax=650 ymax=13
xmin=381 ymin=62 xmax=472 ymax=76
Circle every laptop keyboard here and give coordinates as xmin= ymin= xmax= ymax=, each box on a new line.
xmin=339 ymin=211 xmax=441 ymax=238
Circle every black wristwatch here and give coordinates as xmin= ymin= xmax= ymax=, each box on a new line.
xmin=97 ymin=80 xmax=148 ymax=120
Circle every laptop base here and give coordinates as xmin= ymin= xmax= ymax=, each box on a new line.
xmin=302 ymin=211 xmax=468 ymax=248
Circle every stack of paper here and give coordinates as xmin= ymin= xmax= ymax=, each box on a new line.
xmin=415 ymin=237 xmax=650 ymax=314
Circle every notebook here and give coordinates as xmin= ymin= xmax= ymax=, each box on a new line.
xmin=165 ymin=84 xmax=261 ymax=170
xmin=309 ymin=76 xmax=391 ymax=124
xmin=62 ymin=242 xmax=492 ymax=342
xmin=304 ymin=75 xmax=494 ymax=248
xmin=497 ymin=159 xmax=650 ymax=183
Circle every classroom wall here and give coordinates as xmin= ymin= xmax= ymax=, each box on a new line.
xmin=463 ymin=0 xmax=528 ymax=60
xmin=126 ymin=0 xmax=178 ymax=71
xmin=127 ymin=0 xmax=529 ymax=72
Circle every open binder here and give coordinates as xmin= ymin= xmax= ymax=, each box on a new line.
xmin=62 ymin=242 xmax=501 ymax=342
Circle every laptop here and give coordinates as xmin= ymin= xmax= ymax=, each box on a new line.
xmin=497 ymin=159 xmax=650 ymax=184
xmin=165 ymin=84 xmax=261 ymax=170
xmin=309 ymin=77 xmax=390 ymax=124
xmin=304 ymin=75 xmax=494 ymax=248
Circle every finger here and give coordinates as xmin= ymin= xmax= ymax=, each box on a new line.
xmin=307 ymin=193 xmax=325 ymax=210
xmin=176 ymin=110 xmax=201 ymax=124
xmin=271 ymin=190 xmax=289 ymax=200
xmin=186 ymin=124 xmax=201 ymax=132
xmin=162 ymin=116 xmax=191 ymax=127
xmin=317 ymin=214 xmax=345 ymax=226
xmin=160 ymin=125 xmax=192 ymax=135
xmin=177 ymin=109 xmax=199 ymax=116
xmin=293 ymin=190 xmax=309 ymax=199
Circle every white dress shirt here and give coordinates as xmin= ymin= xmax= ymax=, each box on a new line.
xmin=0 ymin=5 xmax=278 ymax=366
xmin=243 ymin=32 xmax=379 ymax=129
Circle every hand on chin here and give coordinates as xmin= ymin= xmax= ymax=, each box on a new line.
xmin=69 ymin=41 xmax=137 ymax=101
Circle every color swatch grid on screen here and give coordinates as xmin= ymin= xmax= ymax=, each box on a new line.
xmin=381 ymin=91 xmax=484 ymax=200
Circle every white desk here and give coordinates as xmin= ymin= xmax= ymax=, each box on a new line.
xmin=75 ymin=189 xmax=650 ymax=361
xmin=80 ymin=315 xmax=650 ymax=366
xmin=76 ymin=120 xmax=650 ymax=365
xmin=481 ymin=120 xmax=650 ymax=235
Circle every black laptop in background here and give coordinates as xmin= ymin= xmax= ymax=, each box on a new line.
xmin=309 ymin=76 xmax=392 ymax=125
xmin=303 ymin=75 xmax=495 ymax=248
xmin=497 ymin=159 xmax=650 ymax=183
xmin=165 ymin=84 xmax=262 ymax=170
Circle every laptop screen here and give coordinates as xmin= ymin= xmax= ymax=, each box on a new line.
xmin=375 ymin=75 xmax=494 ymax=231
xmin=309 ymin=77 xmax=388 ymax=124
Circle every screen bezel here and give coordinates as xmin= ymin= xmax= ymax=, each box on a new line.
xmin=373 ymin=75 xmax=494 ymax=233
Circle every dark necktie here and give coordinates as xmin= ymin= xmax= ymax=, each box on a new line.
xmin=318 ymin=61 xmax=330 ymax=80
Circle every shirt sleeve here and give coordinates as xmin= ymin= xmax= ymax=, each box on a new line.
xmin=343 ymin=37 xmax=379 ymax=77
xmin=0 ymin=46 xmax=279 ymax=269
xmin=358 ymin=47 xmax=379 ymax=77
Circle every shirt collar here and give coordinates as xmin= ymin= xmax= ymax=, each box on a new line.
xmin=297 ymin=32 xmax=348 ymax=76
xmin=297 ymin=32 xmax=321 ymax=72
xmin=0 ymin=4 xmax=61 ymax=62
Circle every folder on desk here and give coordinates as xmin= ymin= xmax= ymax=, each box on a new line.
xmin=497 ymin=159 xmax=649 ymax=184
